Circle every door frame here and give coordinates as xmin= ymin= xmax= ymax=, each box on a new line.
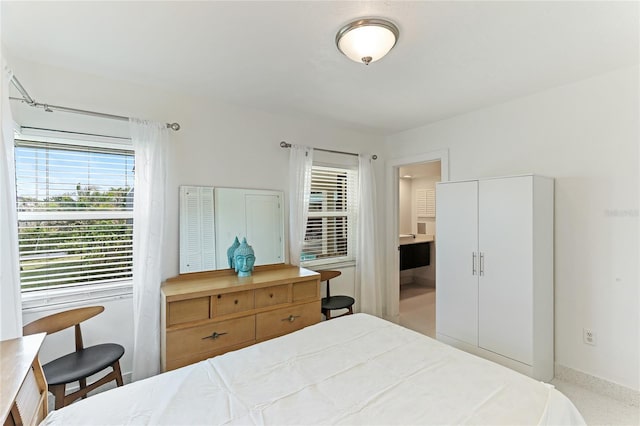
xmin=385 ymin=149 xmax=450 ymax=322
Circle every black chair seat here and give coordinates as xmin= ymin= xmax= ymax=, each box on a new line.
xmin=322 ymin=295 xmax=355 ymax=311
xmin=43 ymin=343 xmax=125 ymax=385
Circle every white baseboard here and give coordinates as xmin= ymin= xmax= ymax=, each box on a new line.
xmin=399 ymin=275 xmax=413 ymax=286
xmin=414 ymin=277 xmax=435 ymax=287
xmin=554 ymin=363 xmax=639 ymax=407
xmin=400 ymin=276 xmax=435 ymax=287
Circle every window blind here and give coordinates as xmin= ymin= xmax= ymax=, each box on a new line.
xmin=15 ymin=140 xmax=135 ymax=291
xmin=302 ymin=165 xmax=357 ymax=263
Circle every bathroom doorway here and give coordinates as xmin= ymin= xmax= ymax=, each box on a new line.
xmin=398 ymin=161 xmax=440 ymax=337
xmin=384 ymin=150 xmax=448 ymax=335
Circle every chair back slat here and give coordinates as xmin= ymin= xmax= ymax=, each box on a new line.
xmin=23 ymin=306 xmax=104 ymax=336
xmin=319 ymin=270 xmax=341 ymax=299
xmin=319 ymin=270 xmax=341 ymax=282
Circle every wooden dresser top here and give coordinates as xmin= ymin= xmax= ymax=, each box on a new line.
xmin=0 ymin=333 xmax=46 ymax=423
xmin=162 ymin=265 xmax=319 ymax=300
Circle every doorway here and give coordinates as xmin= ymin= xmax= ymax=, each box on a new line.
xmin=384 ymin=150 xmax=449 ymax=333
xmin=398 ymin=162 xmax=440 ymax=336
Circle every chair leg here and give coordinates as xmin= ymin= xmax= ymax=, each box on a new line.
xmin=323 ymin=309 xmax=332 ymax=320
xmin=113 ymin=360 xmax=124 ymax=387
xmin=50 ymin=384 xmax=66 ymax=410
xmin=79 ymin=378 xmax=87 ymax=399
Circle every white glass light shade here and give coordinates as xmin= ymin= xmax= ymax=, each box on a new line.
xmin=336 ymin=19 xmax=399 ymax=65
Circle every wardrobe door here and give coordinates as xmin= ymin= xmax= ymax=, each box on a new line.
xmin=436 ymin=181 xmax=478 ymax=346
xmin=478 ymin=176 xmax=533 ymax=365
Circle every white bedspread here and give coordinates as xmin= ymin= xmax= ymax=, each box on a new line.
xmin=42 ymin=314 xmax=585 ymax=425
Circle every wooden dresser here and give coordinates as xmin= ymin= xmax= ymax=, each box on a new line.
xmin=161 ymin=264 xmax=321 ymax=371
xmin=1 ymin=333 xmax=48 ymax=426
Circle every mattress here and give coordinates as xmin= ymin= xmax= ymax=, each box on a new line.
xmin=42 ymin=314 xmax=585 ymax=425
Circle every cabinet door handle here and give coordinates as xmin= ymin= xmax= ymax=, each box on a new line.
xmin=202 ymin=331 xmax=228 ymax=340
xmin=479 ymin=253 xmax=485 ymax=276
xmin=282 ymin=315 xmax=301 ymax=323
xmin=472 ymin=252 xmax=477 ymax=275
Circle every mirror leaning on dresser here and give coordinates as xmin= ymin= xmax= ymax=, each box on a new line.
xmin=179 ymin=186 xmax=285 ymax=274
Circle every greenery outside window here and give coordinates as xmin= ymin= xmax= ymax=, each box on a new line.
xmin=301 ymin=165 xmax=358 ymax=266
xmin=15 ymin=139 xmax=135 ymax=292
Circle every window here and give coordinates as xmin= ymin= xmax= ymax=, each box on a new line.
xmin=301 ymin=165 xmax=357 ymax=265
xmin=14 ymin=139 xmax=135 ymax=292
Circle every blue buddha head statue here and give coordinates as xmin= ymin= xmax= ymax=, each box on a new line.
xmin=226 ymin=236 xmax=240 ymax=269
xmin=233 ymin=238 xmax=256 ymax=277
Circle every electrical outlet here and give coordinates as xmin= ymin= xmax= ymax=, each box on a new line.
xmin=583 ymin=328 xmax=597 ymax=346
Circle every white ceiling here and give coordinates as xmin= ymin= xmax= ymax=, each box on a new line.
xmin=400 ymin=161 xmax=441 ymax=179
xmin=2 ymin=1 xmax=638 ymax=134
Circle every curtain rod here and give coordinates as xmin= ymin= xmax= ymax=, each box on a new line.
xmin=9 ymin=75 xmax=181 ymax=131
xmin=19 ymin=126 xmax=131 ymax=141
xmin=280 ymin=141 xmax=377 ymax=160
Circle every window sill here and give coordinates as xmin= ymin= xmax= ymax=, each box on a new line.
xmin=302 ymin=258 xmax=356 ymax=270
xmin=22 ymin=281 xmax=133 ymax=313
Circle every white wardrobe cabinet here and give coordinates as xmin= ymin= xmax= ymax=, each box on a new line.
xmin=435 ymin=175 xmax=554 ymax=381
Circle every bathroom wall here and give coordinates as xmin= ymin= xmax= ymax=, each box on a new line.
xmin=398 ymin=177 xmax=412 ymax=235
xmin=410 ymin=175 xmax=440 ymax=236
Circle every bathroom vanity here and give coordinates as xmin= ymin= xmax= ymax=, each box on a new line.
xmin=399 ymin=235 xmax=434 ymax=271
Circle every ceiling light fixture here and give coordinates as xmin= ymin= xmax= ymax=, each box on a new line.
xmin=335 ymin=18 xmax=399 ymax=65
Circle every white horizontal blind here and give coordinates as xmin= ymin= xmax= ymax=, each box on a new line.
xmin=302 ymin=165 xmax=357 ymax=263
xmin=14 ymin=139 xmax=135 ymax=291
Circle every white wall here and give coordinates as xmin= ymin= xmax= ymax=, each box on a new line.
xmin=398 ymin=177 xmax=412 ymax=235
xmin=384 ymin=66 xmax=639 ymax=391
xmin=10 ymin=55 xmax=385 ymax=378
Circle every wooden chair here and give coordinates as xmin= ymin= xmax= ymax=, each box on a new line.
xmin=22 ymin=306 xmax=125 ymax=410
xmin=319 ymin=270 xmax=355 ymax=320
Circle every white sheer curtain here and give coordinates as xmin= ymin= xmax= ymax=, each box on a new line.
xmin=288 ymin=145 xmax=313 ymax=266
xmin=355 ymin=154 xmax=383 ymax=316
xmin=130 ymin=118 xmax=169 ymax=381
xmin=0 ymin=61 xmax=22 ymax=340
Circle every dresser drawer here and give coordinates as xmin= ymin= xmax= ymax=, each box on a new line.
xmin=167 ymin=297 xmax=210 ymax=326
xmin=166 ymin=316 xmax=255 ymax=361
xmin=292 ymin=280 xmax=318 ymax=302
xmin=215 ymin=290 xmax=254 ymax=316
xmin=255 ymin=284 xmax=288 ymax=308
xmin=165 ymin=340 xmax=255 ymax=371
xmin=256 ymin=301 xmax=321 ymax=341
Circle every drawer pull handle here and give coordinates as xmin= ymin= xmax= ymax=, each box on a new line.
xmin=282 ymin=315 xmax=301 ymax=323
xmin=202 ymin=331 xmax=228 ymax=340
xmin=234 ymin=300 xmax=238 ymax=305
xmin=269 ymin=294 xmax=274 ymax=298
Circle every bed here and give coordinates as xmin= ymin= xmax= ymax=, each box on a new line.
xmin=42 ymin=314 xmax=585 ymax=425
